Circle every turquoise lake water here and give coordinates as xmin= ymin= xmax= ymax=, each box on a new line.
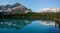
xmin=0 ymin=18 xmax=60 ymax=33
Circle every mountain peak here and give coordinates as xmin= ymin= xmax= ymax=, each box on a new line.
xmin=13 ymin=3 xmax=22 ymax=7
xmin=0 ymin=3 xmax=32 ymax=14
xmin=39 ymin=8 xmax=60 ymax=13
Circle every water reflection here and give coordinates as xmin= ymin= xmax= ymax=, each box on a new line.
xmin=0 ymin=18 xmax=60 ymax=33
xmin=20 ymin=20 xmax=56 ymax=33
xmin=0 ymin=19 xmax=58 ymax=29
xmin=38 ymin=20 xmax=55 ymax=26
xmin=0 ymin=19 xmax=31 ymax=30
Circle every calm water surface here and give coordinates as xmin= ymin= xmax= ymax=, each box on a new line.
xmin=0 ymin=18 xmax=60 ymax=33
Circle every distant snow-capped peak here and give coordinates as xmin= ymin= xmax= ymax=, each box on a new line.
xmin=39 ymin=8 xmax=60 ymax=13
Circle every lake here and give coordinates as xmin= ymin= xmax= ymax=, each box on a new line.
xmin=0 ymin=18 xmax=60 ymax=33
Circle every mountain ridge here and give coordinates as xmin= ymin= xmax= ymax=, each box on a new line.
xmin=0 ymin=3 xmax=32 ymax=15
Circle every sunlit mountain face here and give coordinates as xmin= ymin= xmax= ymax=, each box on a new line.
xmin=0 ymin=3 xmax=32 ymax=15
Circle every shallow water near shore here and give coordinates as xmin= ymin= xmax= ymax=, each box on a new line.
xmin=0 ymin=18 xmax=60 ymax=33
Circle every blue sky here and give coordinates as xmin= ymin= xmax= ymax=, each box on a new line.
xmin=0 ymin=0 xmax=60 ymax=12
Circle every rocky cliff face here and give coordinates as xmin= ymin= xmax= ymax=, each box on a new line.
xmin=0 ymin=3 xmax=32 ymax=15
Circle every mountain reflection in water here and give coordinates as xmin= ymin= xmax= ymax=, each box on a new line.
xmin=39 ymin=20 xmax=55 ymax=26
xmin=0 ymin=19 xmax=31 ymax=30
xmin=0 ymin=18 xmax=60 ymax=33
